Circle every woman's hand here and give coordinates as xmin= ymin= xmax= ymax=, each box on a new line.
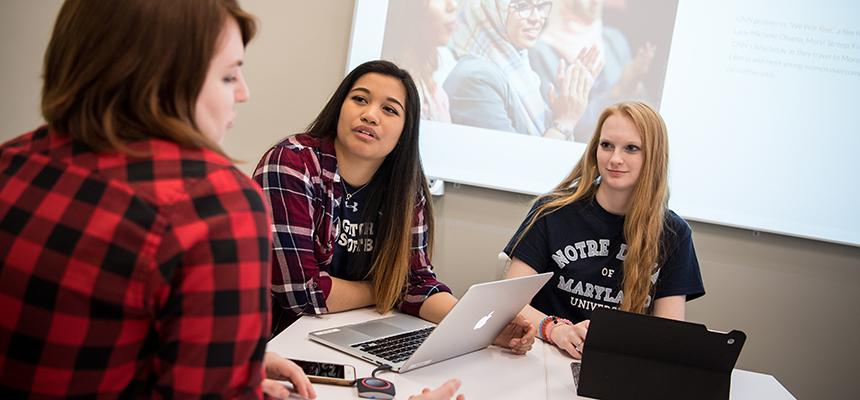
xmin=550 ymin=319 xmax=590 ymax=359
xmin=408 ymin=379 xmax=466 ymax=400
xmin=261 ymin=352 xmax=317 ymax=399
xmin=492 ymin=313 xmax=536 ymax=355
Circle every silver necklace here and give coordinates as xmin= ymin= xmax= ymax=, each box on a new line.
xmin=342 ymin=180 xmax=369 ymax=201
xmin=342 ymin=180 xmax=369 ymax=212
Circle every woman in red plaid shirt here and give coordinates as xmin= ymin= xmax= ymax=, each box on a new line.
xmin=0 ymin=0 xmax=315 ymax=398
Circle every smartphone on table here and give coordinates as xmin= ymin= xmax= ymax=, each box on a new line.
xmin=289 ymin=358 xmax=356 ymax=386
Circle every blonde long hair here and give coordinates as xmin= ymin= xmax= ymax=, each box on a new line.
xmin=514 ymin=101 xmax=669 ymax=313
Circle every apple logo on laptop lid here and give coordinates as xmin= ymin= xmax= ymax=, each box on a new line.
xmin=473 ymin=311 xmax=494 ymax=330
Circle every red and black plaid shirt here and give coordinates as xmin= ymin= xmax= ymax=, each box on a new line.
xmin=0 ymin=127 xmax=272 ymax=398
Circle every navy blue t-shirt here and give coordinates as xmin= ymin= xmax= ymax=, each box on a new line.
xmin=504 ymin=197 xmax=704 ymax=323
xmin=330 ymin=179 xmax=377 ymax=280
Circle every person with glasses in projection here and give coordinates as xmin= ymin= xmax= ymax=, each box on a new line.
xmin=530 ymin=0 xmax=658 ymax=142
xmin=444 ymin=0 xmax=603 ymax=140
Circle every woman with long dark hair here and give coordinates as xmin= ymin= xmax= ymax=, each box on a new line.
xmin=503 ymin=101 xmax=704 ymax=359
xmin=255 ymin=61 xmax=533 ymax=356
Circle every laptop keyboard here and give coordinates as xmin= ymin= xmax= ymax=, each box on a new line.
xmin=351 ymin=326 xmax=435 ymax=364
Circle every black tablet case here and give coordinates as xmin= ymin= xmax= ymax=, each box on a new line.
xmin=576 ymin=308 xmax=746 ymax=400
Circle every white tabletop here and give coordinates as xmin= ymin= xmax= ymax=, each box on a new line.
xmin=267 ymin=308 xmax=795 ymax=399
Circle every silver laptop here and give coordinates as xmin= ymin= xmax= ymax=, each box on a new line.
xmin=307 ymin=273 xmax=553 ymax=372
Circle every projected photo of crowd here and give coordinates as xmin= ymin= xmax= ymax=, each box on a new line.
xmin=381 ymin=0 xmax=679 ymax=143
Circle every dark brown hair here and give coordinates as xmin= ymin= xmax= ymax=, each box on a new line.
xmin=41 ymin=0 xmax=257 ymax=154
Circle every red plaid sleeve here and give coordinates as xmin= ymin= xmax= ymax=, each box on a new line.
xmin=400 ymin=193 xmax=452 ymax=316
xmin=254 ymin=142 xmax=332 ymax=319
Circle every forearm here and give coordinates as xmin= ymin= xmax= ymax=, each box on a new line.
xmin=418 ymin=292 xmax=458 ymax=324
xmin=326 ymin=277 xmax=375 ymax=312
xmin=652 ymin=295 xmax=686 ymax=320
xmin=517 ymin=304 xmax=549 ymax=335
xmin=504 ymin=258 xmax=548 ymax=329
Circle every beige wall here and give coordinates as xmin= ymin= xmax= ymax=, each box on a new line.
xmin=2 ymin=1 xmax=858 ymax=399
xmin=0 ymin=1 xmax=60 ymax=135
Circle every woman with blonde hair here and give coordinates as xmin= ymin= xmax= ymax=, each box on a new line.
xmin=503 ymin=101 xmax=704 ymax=358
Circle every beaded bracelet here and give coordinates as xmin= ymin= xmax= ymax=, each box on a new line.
xmin=538 ymin=316 xmax=551 ymax=341
xmin=540 ymin=316 xmax=573 ymax=345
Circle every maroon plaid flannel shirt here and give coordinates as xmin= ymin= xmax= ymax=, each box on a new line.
xmin=0 ymin=127 xmax=271 ymax=398
xmin=254 ymin=134 xmax=451 ymax=333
